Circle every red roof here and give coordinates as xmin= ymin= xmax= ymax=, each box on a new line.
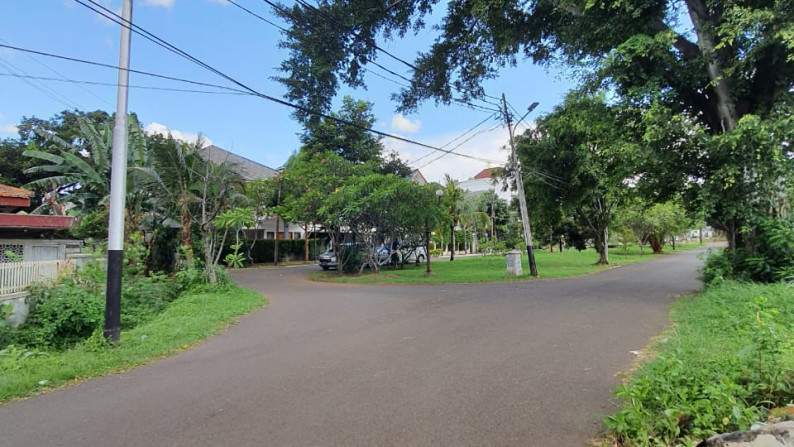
xmin=0 ymin=214 xmax=74 ymax=230
xmin=0 ymin=184 xmax=33 ymax=199
xmin=473 ymin=168 xmax=499 ymax=180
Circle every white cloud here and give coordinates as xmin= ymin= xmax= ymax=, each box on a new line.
xmin=144 ymin=122 xmax=212 ymax=145
xmin=384 ymin=123 xmax=514 ymax=184
xmin=390 ymin=113 xmax=422 ymax=134
xmin=143 ymin=0 xmax=176 ymax=7
xmin=0 ymin=124 xmax=18 ymax=135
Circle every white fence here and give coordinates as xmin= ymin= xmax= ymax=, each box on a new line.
xmin=0 ymin=259 xmax=75 ymax=296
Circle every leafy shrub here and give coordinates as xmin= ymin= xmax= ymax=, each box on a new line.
xmin=339 ymin=245 xmax=364 ymax=274
xmin=15 ymin=281 xmax=104 ymax=350
xmin=703 ymin=218 xmax=794 ymax=284
xmin=176 ymin=266 xmax=231 ymax=293
xmin=0 ymin=345 xmax=49 ymax=371
xmin=0 ymin=305 xmax=13 ymax=348
xmin=606 ymin=282 xmax=794 ymax=446
xmin=121 ymin=274 xmax=179 ymax=329
xmin=701 ymin=249 xmax=736 ymax=285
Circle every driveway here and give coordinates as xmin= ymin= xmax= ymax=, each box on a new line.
xmin=0 ymin=247 xmax=707 ymax=446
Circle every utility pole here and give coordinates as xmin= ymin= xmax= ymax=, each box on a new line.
xmin=502 ymin=93 xmax=538 ymax=277
xmin=105 ymin=0 xmax=133 ymax=342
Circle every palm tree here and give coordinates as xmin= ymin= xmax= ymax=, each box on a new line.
xmin=442 ymin=174 xmax=465 ymax=261
xmin=148 ymin=134 xmax=205 ymax=263
xmin=23 ymin=115 xmax=157 ymax=230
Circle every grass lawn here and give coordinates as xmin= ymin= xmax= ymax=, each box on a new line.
xmin=0 ymin=285 xmax=266 ymax=403
xmin=311 ymin=242 xmax=705 ymax=285
xmin=601 ymin=281 xmax=794 ymax=446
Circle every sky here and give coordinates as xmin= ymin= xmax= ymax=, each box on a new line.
xmin=0 ymin=0 xmax=575 ymax=184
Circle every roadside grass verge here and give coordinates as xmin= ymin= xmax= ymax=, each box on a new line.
xmin=311 ymin=242 xmax=704 ymax=285
xmin=0 ymin=285 xmax=266 ymax=403
xmin=602 ymin=281 xmax=794 ymax=446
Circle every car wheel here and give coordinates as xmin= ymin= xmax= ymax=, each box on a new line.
xmin=417 ymin=254 xmax=425 ymax=263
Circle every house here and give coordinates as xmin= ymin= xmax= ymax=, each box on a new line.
xmin=408 ymin=169 xmax=428 ymax=185
xmin=457 ymin=168 xmax=513 ymax=201
xmin=0 ymin=184 xmax=83 ymax=325
xmin=0 ymin=184 xmax=80 ymax=263
xmin=206 ymin=145 xmax=307 ymax=240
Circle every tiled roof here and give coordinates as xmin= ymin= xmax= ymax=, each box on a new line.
xmin=473 ymin=168 xmax=499 ymax=180
xmin=0 ymin=184 xmax=33 ymax=199
xmin=203 ymin=145 xmax=278 ymax=181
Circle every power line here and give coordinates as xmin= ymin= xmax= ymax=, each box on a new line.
xmin=225 ymin=0 xmax=288 ymax=32
xmin=39 ymin=1 xmax=509 ymax=166
xmin=415 ymin=119 xmax=506 ymax=170
xmin=410 ymin=113 xmax=500 ymax=165
xmin=0 ymin=72 xmax=251 ymax=96
xmin=0 ymin=43 xmax=249 ymax=93
xmin=0 ymin=37 xmax=113 ymax=108
xmin=0 ymin=56 xmax=80 ymax=110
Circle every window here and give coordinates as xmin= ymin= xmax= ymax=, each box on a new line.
xmin=0 ymin=244 xmax=24 ymax=263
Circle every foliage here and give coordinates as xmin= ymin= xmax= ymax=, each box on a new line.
xmin=244 ymin=238 xmax=324 ymax=263
xmin=320 ymin=174 xmax=444 ymax=273
xmin=703 ymin=217 xmax=794 ymax=284
xmin=22 ymin=114 xmax=155 ymax=218
xmin=0 ymin=285 xmax=265 ymax=403
xmin=15 ymin=279 xmax=105 ymax=350
xmin=518 ymin=93 xmax=640 ymax=264
xmin=315 ymin=242 xmax=700 ymax=285
xmin=606 ymin=282 xmax=794 ymax=446
xmin=71 ymin=208 xmax=109 ymax=239
xmin=175 ymin=266 xmax=232 ymax=294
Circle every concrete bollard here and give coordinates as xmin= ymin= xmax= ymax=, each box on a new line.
xmin=505 ymin=250 xmax=523 ymax=276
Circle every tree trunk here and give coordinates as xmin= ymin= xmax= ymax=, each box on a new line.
xmin=304 ymin=225 xmax=310 ymax=263
xmin=549 ymin=226 xmax=554 ymax=253
xmin=180 ymin=202 xmax=193 ymax=264
xmin=685 ymin=0 xmax=738 ymax=132
xmin=648 ymin=234 xmax=664 ymax=254
xmin=596 ymin=226 xmax=609 ymax=265
xmin=450 ymin=224 xmax=455 ymax=261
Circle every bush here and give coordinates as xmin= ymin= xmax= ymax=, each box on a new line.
xmin=703 ymin=218 xmax=794 ymax=284
xmin=121 ymin=274 xmax=179 ymax=329
xmin=246 ymin=238 xmax=324 ymax=263
xmin=339 ymin=245 xmax=364 ymax=274
xmin=176 ymin=266 xmax=231 ymax=293
xmin=15 ymin=281 xmax=104 ymax=350
xmin=606 ymin=282 xmax=794 ymax=446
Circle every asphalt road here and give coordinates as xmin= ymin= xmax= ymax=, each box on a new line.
xmin=0 ymin=247 xmax=707 ymax=446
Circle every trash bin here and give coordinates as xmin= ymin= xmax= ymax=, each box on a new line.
xmin=505 ymin=250 xmax=523 ymax=276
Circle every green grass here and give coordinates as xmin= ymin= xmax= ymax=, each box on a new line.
xmin=0 ymin=285 xmax=266 ymax=403
xmin=603 ymin=281 xmax=794 ymax=446
xmin=311 ymin=242 xmax=704 ymax=284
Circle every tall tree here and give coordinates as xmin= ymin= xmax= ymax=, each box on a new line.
xmin=518 ymin=93 xmax=640 ymax=264
xmin=441 ymin=174 xmax=465 ymax=261
xmin=275 ymin=0 xmax=793 ymax=250
xmin=23 ymin=114 xmax=155 ymax=226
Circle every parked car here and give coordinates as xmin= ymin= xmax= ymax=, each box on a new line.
xmin=317 ymin=247 xmax=338 ymax=270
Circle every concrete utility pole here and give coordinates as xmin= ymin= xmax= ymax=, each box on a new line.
xmin=105 ymin=0 xmax=133 ymax=342
xmin=502 ymin=94 xmax=539 ymax=277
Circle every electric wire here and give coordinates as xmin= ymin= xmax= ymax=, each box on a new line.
xmin=0 ymin=37 xmax=112 ymax=108
xmin=0 ymin=56 xmax=80 ymax=110
xmin=0 ymin=72 xmax=251 ymax=96
xmin=70 ymin=2 xmax=509 ymax=165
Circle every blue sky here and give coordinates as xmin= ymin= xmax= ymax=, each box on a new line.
xmin=0 ymin=0 xmax=574 ymax=183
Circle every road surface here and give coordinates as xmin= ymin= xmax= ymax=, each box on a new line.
xmin=0 ymin=247 xmax=707 ymax=446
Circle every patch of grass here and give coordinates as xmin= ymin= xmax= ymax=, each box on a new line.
xmin=0 ymin=285 xmax=266 ymax=403
xmin=605 ymin=281 xmax=794 ymax=446
xmin=311 ymin=242 xmax=703 ymax=285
